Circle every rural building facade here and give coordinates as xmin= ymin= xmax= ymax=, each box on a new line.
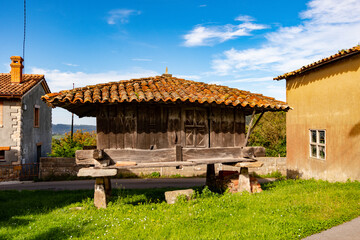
xmin=275 ymin=45 xmax=360 ymax=181
xmin=43 ymin=72 xmax=289 ymax=207
xmin=0 ymin=56 xmax=52 ymax=166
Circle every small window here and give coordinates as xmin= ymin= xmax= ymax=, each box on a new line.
xmin=34 ymin=106 xmax=40 ymax=128
xmin=0 ymin=150 xmax=4 ymax=160
xmin=310 ymin=129 xmax=326 ymax=160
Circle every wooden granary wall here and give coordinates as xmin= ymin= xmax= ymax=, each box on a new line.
xmin=96 ymin=103 xmax=245 ymax=150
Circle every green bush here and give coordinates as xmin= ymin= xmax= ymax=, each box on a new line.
xmin=49 ymin=130 xmax=96 ymax=157
xmin=247 ymin=112 xmax=286 ymax=157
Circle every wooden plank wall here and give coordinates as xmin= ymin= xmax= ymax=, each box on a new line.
xmin=97 ymin=103 xmax=245 ymax=150
xmin=210 ymin=107 xmax=245 ymax=147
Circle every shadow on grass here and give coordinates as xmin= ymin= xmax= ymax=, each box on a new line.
xmin=0 ymin=190 xmax=93 ymax=225
xmin=0 ymin=224 xmax=89 ymax=240
xmin=110 ymin=186 xmax=204 ymax=205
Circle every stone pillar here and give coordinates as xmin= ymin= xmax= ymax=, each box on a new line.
xmin=238 ymin=167 xmax=251 ymax=193
xmin=94 ymin=177 xmax=112 ymax=209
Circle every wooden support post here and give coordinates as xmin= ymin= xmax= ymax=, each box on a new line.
xmin=244 ymin=110 xmax=264 ymax=147
xmin=238 ymin=167 xmax=251 ymax=193
xmin=206 ymin=164 xmax=216 ymax=189
xmin=94 ymin=177 xmax=112 ymax=209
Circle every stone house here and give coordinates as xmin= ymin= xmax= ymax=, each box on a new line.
xmin=274 ymin=45 xmax=360 ymax=181
xmin=0 ymin=56 xmax=52 ymax=166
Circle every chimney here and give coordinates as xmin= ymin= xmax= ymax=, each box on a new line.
xmin=10 ymin=56 xmax=24 ymax=84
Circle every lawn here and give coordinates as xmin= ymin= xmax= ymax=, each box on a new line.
xmin=0 ymin=179 xmax=359 ymax=240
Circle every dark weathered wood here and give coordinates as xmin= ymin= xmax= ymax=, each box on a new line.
xmin=176 ymin=145 xmax=183 ymax=161
xmin=206 ymin=164 xmax=216 ymax=189
xmin=97 ymin=106 xmax=109 ymax=149
xmin=104 ymin=149 xmax=175 ymax=163
xmin=167 ymin=107 xmax=180 ymax=147
xmin=109 ymin=105 xmax=117 ymax=149
xmin=241 ymin=146 xmax=266 ymax=158
xmin=111 ymin=161 xmax=194 ymax=169
xmin=116 ymin=105 xmax=125 ymax=149
xmin=188 ymin=158 xmax=255 ymax=164
xmin=124 ymin=105 xmax=136 ymax=149
xmin=182 ymin=147 xmax=242 ymax=161
xmin=221 ymin=108 xmax=234 ymax=147
xmin=76 ymin=150 xmax=96 ymax=165
xmin=234 ymin=109 xmax=245 ymax=147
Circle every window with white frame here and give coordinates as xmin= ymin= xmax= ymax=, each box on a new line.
xmin=310 ymin=129 xmax=326 ymax=159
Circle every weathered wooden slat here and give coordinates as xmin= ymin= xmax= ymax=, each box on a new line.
xmin=182 ymin=147 xmax=242 ymax=161
xmin=108 ymin=161 xmax=194 ymax=169
xmin=104 ymin=149 xmax=175 ymax=163
xmin=187 ymin=158 xmax=255 ymax=164
xmin=116 ymin=105 xmax=125 ymax=149
xmin=78 ymin=168 xmax=117 ymax=177
xmin=176 ymin=145 xmax=182 ymax=161
xmin=234 ymin=109 xmax=245 ymax=147
xmin=223 ymin=161 xmax=263 ymax=168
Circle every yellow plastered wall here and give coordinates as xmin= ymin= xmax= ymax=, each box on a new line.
xmin=286 ymin=54 xmax=360 ymax=181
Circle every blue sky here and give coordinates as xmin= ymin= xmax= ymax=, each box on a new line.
xmin=1 ymin=0 xmax=360 ymax=125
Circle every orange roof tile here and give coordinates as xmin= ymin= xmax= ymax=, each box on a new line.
xmin=42 ymin=75 xmax=289 ymax=113
xmin=0 ymin=73 xmax=50 ymax=98
xmin=274 ymin=45 xmax=360 ymax=80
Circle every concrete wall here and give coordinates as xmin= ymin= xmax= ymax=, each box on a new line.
xmin=39 ymin=157 xmax=286 ymax=180
xmin=286 ymin=54 xmax=360 ymax=181
xmin=0 ymin=100 xmax=22 ymax=164
xmin=21 ymin=81 xmax=52 ymax=164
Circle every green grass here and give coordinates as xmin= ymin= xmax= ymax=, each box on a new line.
xmin=0 ymin=179 xmax=359 ymax=240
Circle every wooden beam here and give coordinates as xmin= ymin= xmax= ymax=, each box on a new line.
xmin=244 ymin=110 xmax=264 ymax=147
xmin=77 ymin=168 xmax=117 ymax=177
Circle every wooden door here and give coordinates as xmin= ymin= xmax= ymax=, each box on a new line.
xmin=184 ymin=108 xmax=208 ymax=148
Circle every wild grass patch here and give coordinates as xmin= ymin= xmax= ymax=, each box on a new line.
xmin=0 ymin=179 xmax=359 ymax=239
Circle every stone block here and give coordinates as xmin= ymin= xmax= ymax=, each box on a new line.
xmin=165 ymin=189 xmax=194 ymax=204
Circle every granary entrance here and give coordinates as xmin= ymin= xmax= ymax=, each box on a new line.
xmin=184 ymin=108 xmax=208 ymax=148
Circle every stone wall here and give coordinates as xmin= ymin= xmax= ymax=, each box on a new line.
xmin=0 ymin=100 xmax=22 ymax=164
xmin=39 ymin=157 xmax=89 ymax=180
xmin=39 ymin=157 xmax=287 ymax=180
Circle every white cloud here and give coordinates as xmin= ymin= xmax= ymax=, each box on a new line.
xmin=30 ymin=67 xmax=158 ymax=92
xmin=199 ymin=4 xmax=207 ymax=8
xmin=212 ymin=0 xmax=360 ymax=75
xmin=63 ymin=63 xmax=79 ymax=67
xmin=183 ymin=17 xmax=267 ymax=47
xmin=107 ymin=9 xmax=141 ymax=25
xmin=235 ymin=15 xmax=255 ymax=22
xmin=131 ymin=58 xmax=152 ymax=62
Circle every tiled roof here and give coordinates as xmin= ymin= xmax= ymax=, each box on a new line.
xmin=274 ymin=45 xmax=360 ymax=80
xmin=0 ymin=74 xmax=50 ymax=98
xmin=42 ymin=75 xmax=289 ymax=111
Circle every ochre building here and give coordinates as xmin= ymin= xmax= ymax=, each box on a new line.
xmin=275 ymin=45 xmax=360 ymax=181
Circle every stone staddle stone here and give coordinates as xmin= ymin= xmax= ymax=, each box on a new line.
xmin=165 ymin=189 xmax=194 ymax=204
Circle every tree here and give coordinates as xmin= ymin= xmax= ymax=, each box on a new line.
xmin=247 ymin=111 xmax=286 ymax=157
xmin=50 ymin=130 xmax=97 ymax=157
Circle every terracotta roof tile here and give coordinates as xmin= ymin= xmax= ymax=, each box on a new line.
xmin=274 ymin=45 xmax=360 ymax=80
xmin=0 ymin=73 xmax=50 ymax=98
xmin=42 ymin=75 xmax=289 ymax=111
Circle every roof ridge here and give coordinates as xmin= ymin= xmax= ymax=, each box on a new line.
xmin=275 ymin=44 xmax=360 ymax=80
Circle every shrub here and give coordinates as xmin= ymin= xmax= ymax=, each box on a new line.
xmin=49 ymin=130 xmax=96 ymax=157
